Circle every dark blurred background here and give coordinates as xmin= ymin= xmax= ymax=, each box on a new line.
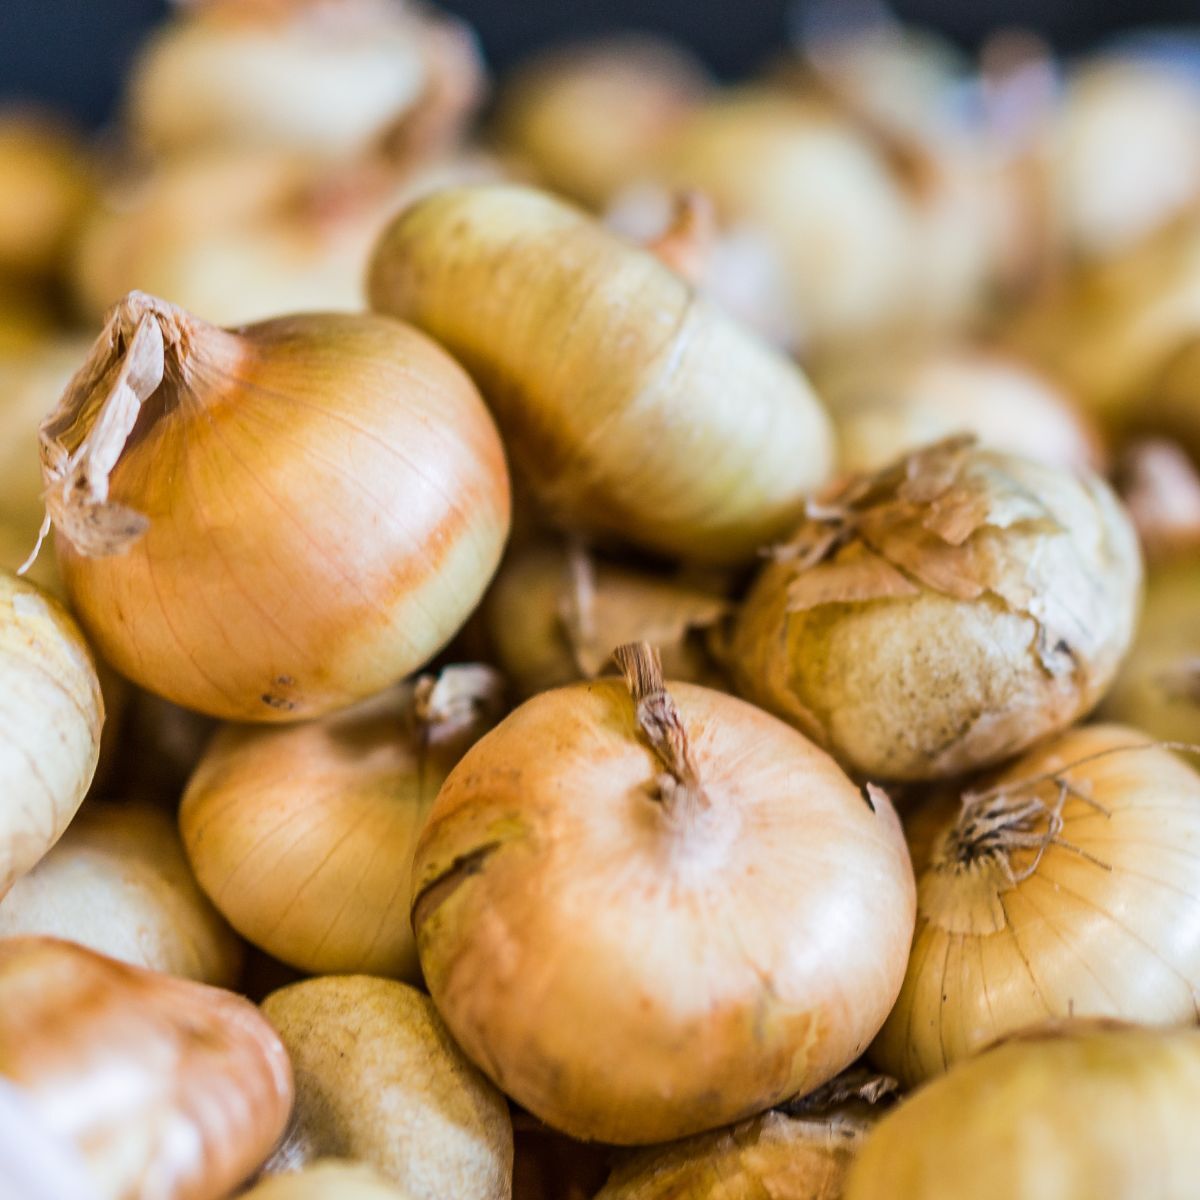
xmin=2 ymin=0 xmax=1199 ymax=127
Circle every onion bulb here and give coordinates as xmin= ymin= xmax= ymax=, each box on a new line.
xmin=484 ymin=541 xmax=730 ymax=697
xmin=0 ymin=936 xmax=292 ymax=1200
xmin=34 ymin=291 xmax=511 ymax=721
xmin=872 ymin=726 xmax=1200 ymax=1086
xmin=261 ymin=975 xmax=513 ymax=1200
xmin=0 ymin=570 xmax=103 ymax=899
xmin=369 ymin=183 xmax=834 ymax=565
xmin=243 ymin=1161 xmax=412 ymax=1199
xmin=0 ymin=799 xmax=243 ymax=986
xmin=410 ymin=642 xmax=915 ymax=1144
xmin=180 ymin=666 xmax=504 ymax=977
xmin=730 ymin=438 xmax=1142 ymax=780
xmin=846 ymin=1023 xmax=1200 ymax=1200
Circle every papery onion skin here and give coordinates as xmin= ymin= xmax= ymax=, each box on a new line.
xmin=0 ymin=571 xmax=103 ymax=899
xmin=45 ymin=294 xmax=511 ymax=722
xmin=846 ymin=1024 xmax=1200 ymax=1200
xmin=730 ymin=441 xmax=1142 ymax=781
xmin=871 ymin=725 xmax=1200 ymax=1087
xmin=410 ymin=671 xmax=915 ymax=1145
xmin=242 ymin=1160 xmax=414 ymax=1199
xmin=0 ymin=936 xmax=293 ymax=1200
xmin=368 ymin=183 xmax=834 ymax=566
xmin=261 ymin=975 xmax=513 ymax=1200
xmin=0 ymin=800 xmax=243 ymax=986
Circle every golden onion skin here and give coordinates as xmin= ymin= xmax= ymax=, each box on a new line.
xmin=410 ymin=677 xmax=915 ymax=1145
xmin=846 ymin=1025 xmax=1200 ymax=1200
xmin=368 ymin=184 xmax=834 ymax=567
xmin=47 ymin=297 xmax=511 ymax=722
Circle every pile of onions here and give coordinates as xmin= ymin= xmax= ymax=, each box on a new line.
xmin=410 ymin=642 xmax=915 ymax=1144
xmin=33 ymin=291 xmax=511 ymax=721
xmin=369 ymin=183 xmax=834 ymax=565
xmin=730 ymin=438 xmax=1142 ymax=780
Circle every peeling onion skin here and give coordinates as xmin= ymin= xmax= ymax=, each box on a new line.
xmin=846 ymin=1025 xmax=1200 ymax=1200
xmin=0 ymin=937 xmax=293 ymax=1200
xmin=43 ymin=294 xmax=511 ymax=722
xmin=368 ymin=183 xmax=834 ymax=567
xmin=410 ymin=672 xmax=915 ymax=1145
xmin=261 ymin=976 xmax=513 ymax=1200
xmin=872 ymin=726 xmax=1200 ymax=1088
xmin=0 ymin=800 xmax=243 ymax=986
xmin=730 ymin=441 xmax=1142 ymax=781
xmin=0 ymin=570 xmax=103 ymax=900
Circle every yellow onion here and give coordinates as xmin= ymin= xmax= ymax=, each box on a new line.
xmin=261 ymin=975 xmax=513 ymax=1200
xmin=0 ymin=936 xmax=292 ymax=1200
xmin=180 ymin=666 xmax=504 ymax=977
xmin=0 ymin=800 xmax=243 ymax=986
xmin=493 ymin=37 xmax=710 ymax=210
xmin=730 ymin=438 xmax=1141 ymax=780
xmin=126 ymin=0 xmax=484 ymax=161
xmin=815 ymin=347 xmax=1104 ymax=476
xmin=34 ymin=291 xmax=511 ymax=721
xmin=369 ymin=183 xmax=833 ymax=566
xmin=410 ymin=643 xmax=915 ymax=1144
xmin=484 ymin=541 xmax=730 ymax=697
xmin=0 ymin=570 xmax=103 ymax=898
xmin=872 ymin=726 xmax=1200 ymax=1087
xmin=845 ymin=1023 xmax=1200 ymax=1200
xmin=243 ymin=1161 xmax=413 ymax=1199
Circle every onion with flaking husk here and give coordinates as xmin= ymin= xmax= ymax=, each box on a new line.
xmin=872 ymin=725 xmax=1200 ymax=1086
xmin=369 ymin=183 xmax=833 ymax=566
xmin=410 ymin=642 xmax=915 ymax=1145
xmin=30 ymin=291 xmax=511 ymax=721
xmin=0 ymin=936 xmax=292 ymax=1200
xmin=0 ymin=799 xmax=243 ymax=986
xmin=261 ymin=975 xmax=512 ymax=1200
xmin=180 ymin=665 xmax=504 ymax=977
xmin=729 ymin=438 xmax=1141 ymax=781
xmin=846 ymin=1022 xmax=1200 ymax=1200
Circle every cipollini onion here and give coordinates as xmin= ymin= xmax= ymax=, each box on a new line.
xmin=0 ymin=570 xmax=103 ymax=899
xmin=261 ymin=975 xmax=513 ymax=1200
xmin=368 ymin=183 xmax=834 ymax=566
xmin=410 ymin=642 xmax=915 ymax=1144
xmin=179 ymin=666 xmax=504 ymax=977
xmin=33 ymin=291 xmax=511 ymax=721
xmin=871 ymin=725 xmax=1200 ymax=1087
xmin=0 ymin=936 xmax=292 ymax=1200
xmin=846 ymin=1023 xmax=1200 ymax=1200
xmin=729 ymin=437 xmax=1141 ymax=781
xmin=0 ymin=799 xmax=244 ymax=986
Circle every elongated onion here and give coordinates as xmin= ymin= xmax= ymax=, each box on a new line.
xmin=0 ymin=936 xmax=292 ymax=1200
xmin=872 ymin=726 xmax=1200 ymax=1086
xmin=261 ymin=975 xmax=513 ymax=1200
xmin=369 ymin=184 xmax=833 ymax=565
xmin=410 ymin=643 xmax=915 ymax=1144
xmin=180 ymin=666 xmax=503 ymax=977
xmin=0 ymin=570 xmax=103 ymax=899
xmin=730 ymin=438 xmax=1141 ymax=780
xmin=0 ymin=800 xmax=243 ymax=986
xmin=34 ymin=292 xmax=510 ymax=721
xmin=846 ymin=1023 xmax=1200 ymax=1200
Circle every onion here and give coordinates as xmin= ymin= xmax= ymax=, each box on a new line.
xmin=410 ymin=642 xmax=915 ymax=1144
xmin=1114 ymin=439 xmax=1200 ymax=565
xmin=243 ymin=1161 xmax=411 ymax=1199
xmin=845 ymin=1023 xmax=1200 ymax=1200
xmin=368 ymin=183 xmax=834 ymax=566
xmin=484 ymin=541 xmax=730 ymax=697
xmin=261 ymin=975 xmax=513 ymax=1200
xmin=872 ymin=726 xmax=1200 ymax=1087
xmin=0 ymin=570 xmax=103 ymax=899
xmin=33 ymin=291 xmax=511 ymax=721
xmin=0 ymin=936 xmax=292 ymax=1200
xmin=729 ymin=438 xmax=1142 ymax=780
xmin=0 ymin=799 xmax=243 ymax=986
xmin=179 ymin=666 xmax=504 ymax=977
